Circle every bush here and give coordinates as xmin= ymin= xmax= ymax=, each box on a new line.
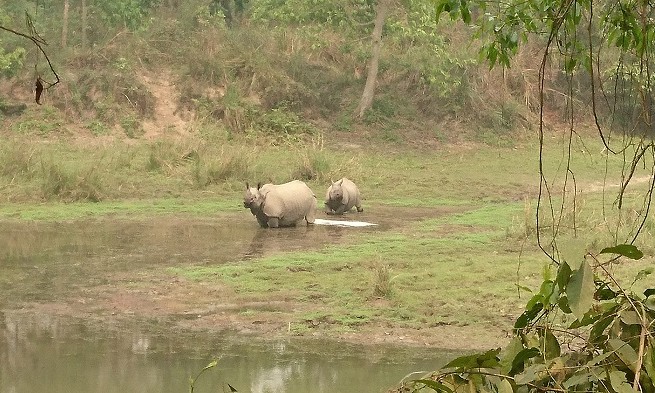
xmin=39 ymin=158 xmax=104 ymax=202
xmin=392 ymin=245 xmax=655 ymax=393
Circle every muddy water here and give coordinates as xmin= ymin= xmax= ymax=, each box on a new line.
xmin=1 ymin=311 xmax=456 ymax=393
xmin=0 ymin=212 xmax=454 ymax=393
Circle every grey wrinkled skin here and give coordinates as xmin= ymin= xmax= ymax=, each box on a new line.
xmin=324 ymin=177 xmax=363 ymax=215
xmin=244 ymin=182 xmax=269 ymax=228
xmin=243 ymin=180 xmax=317 ymax=228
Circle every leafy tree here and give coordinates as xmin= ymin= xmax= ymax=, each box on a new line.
xmin=0 ymin=43 xmax=25 ymax=78
xmin=96 ymin=0 xmax=161 ymax=31
xmin=391 ymin=0 xmax=655 ymax=391
xmin=0 ymin=9 xmax=26 ymax=77
xmin=0 ymin=11 xmax=59 ymax=102
xmin=250 ymin=0 xmax=470 ymax=119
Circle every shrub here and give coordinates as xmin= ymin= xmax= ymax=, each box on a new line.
xmin=39 ymin=158 xmax=104 ymax=202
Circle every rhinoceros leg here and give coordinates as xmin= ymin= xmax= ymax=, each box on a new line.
xmin=267 ymin=217 xmax=280 ymax=228
xmin=356 ymin=204 xmax=363 ymax=212
xmin=257 ymin=216 xmax=268 ymax=227
xmin=306 ymin=209 xmax=316 ymax=224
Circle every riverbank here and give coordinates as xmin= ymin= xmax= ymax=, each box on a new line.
xmin=1 ymin=135 xmax=653 ymax=355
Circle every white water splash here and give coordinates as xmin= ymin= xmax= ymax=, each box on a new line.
xmin=314 ymin=218 xmax=377 ymax=227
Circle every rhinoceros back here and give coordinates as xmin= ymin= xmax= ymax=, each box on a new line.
xmin=262 ymin=180 xmax=316 ymax=226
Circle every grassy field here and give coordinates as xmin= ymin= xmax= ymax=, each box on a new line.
xmin=1 ymin=129 xmax=652 ymax=349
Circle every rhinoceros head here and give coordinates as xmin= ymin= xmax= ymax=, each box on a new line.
xmin=328 ymin=179 xmax=344 ymax=202
xmin=244 ymin=182 xmax=264 ymax=209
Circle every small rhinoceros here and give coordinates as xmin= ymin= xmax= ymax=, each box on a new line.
xmin=243 ymin=180 xmax=317 ymax=228
xmin=324 ymin=177 xmax=363 ymax=215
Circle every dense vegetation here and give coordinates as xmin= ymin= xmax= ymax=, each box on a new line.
xmin=393 ymin=0 xmax=655 ymax=390
xmin=0 ymin=0 xmax=565 ymax=156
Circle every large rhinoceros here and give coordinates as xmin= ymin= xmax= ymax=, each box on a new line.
xmin=324 ymin=177 xmax=363 ymax=215
xmin=243 ymin=180 xmax=317 ymax=228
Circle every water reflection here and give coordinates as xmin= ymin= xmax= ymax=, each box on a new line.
xmin=0 ymin=214 xmax=454 ymax=393
xmin=0 ymin=311 xmax=455 ymax=393
xmin=242 ymin=224 xmax=346 ymax=260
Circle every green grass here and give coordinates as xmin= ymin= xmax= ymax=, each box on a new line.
xmin=1 ymin=132 xmax=653 ymax=339
xmin=166 ymin=186 xmax=653 ymax=334
xmin=0 ymin=199 xmax=241 ymax=220
xmin=167 ymin=218 xmax=547 ymax=329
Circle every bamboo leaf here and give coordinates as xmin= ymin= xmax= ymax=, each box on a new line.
xmin=608 ymin=370 xmax=636 ymax=393
xmin=589 ymin=312 xmax=615 ymax=344
xmin=619 ymin=310 xmax=641 ymax=325
xmin=509 ymin=347 xmax=541 ymax=375
xmin=515 ymin=301 xmax=543 ymax=329
xmin=566 ymin=260 xmax=595 ymax=321
xmin=645 ymin=346 xmax=655 ymax=382
xmin=556 ymin=262 xmax=572 ymax=291
xmin=563 ymin=370 xmax=597 ymax=388
xmin=414 ymin=379 xmax=453 ymax=393
xmin=543 ymin=329 xmax=561 ymax=359
xmin=608 ymin=339 xmax=639 ymax=373
xmin=500 ymin=337 xmax=524 ymax=375
xmin=514 ymin=363 xmax=546 ymax=385
xmin=443 ymin=348 xmax=501 ymax=370
xmin=496 ymin=378 xmax=513 ymax=393
xmin=600 ymin=244 xmax=643 ymax=260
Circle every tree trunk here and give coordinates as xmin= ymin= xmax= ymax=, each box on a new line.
xmin=354 ymin=0 xmax=390 ymax=119
xmin=61 ymin=0 xmax=69 ymax=48
xmin=81 ymin=0 xmax=88 ymax=48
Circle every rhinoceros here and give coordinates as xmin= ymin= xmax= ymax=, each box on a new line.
xmin=324 ymin=177 xmax=363 ymax=215
xmin=244 ymin=180 xmax=317 ymax=228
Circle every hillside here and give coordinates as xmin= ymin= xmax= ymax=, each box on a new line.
xmin=0 ymin=0 xmax=560 ymax=150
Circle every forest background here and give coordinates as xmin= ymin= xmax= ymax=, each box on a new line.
xmin=1 ymin=0 xmax=654 ymax=369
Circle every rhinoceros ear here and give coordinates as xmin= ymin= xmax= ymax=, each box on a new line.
xmin=257 ymin=182 xmax=262 ymax=190
xmin=337 ymin=178 xmax=344 ymax=185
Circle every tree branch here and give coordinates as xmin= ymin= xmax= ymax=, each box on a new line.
xmin=0 ymin=24 xmax=60 ymax=90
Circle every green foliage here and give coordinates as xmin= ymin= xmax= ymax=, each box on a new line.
xmin=387 ymin=2 xmax=474 ymax=98
xmin=251 ymin=106 xmax=318 ymax=141
xmin=86 ymin=121 xmax=110 ymax=137
xmin=0 ymin=8 xmax=27 ymax=77
xmin=434 ymin=0 xmax=531 ymax=68
xmin=96 ymin=0 xmax=160 ymax=30
xmin=395 ymin=246 xmax=655 ymax=393
xmin=120 ymin=114 xmax=144 ymax=139
xmin=10 ymin=108 xmax=66 ymax=137
xmin=0 ymin=44 xmax=25 ymax=77
xmin=250 ymin=0 xmax=373 ymax=29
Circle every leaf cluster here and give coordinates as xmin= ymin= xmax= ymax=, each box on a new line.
xmin=394 ymin=245 xmax=655 ymax=393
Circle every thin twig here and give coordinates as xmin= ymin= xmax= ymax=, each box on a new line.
xmin=0 ymin=24 xmax=60 ymax=88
